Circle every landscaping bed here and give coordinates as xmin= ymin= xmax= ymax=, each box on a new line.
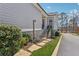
xmin=31 ymin=36 xmax=60 ymax=56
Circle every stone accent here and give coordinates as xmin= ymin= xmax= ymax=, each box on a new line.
xmin=14 ymin=49 xmax=31 ymax=56
xmin=14 ymin=38 xmax=50 ymax=56
xmin=27 ymin=44 xmax=41 ymax=52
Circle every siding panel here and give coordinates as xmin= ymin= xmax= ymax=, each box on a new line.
xmin=0 ymin=3 xmax=42 ymax=29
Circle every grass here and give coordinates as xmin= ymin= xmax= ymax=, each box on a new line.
xmin=31 ymin=36 xmax=60 ymax=56
xmin=76 ymin=33 xmax=79 ymax=35
xmin=73 ymin=33 xmax=79 ymax=36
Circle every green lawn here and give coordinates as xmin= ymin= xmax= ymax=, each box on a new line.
xmin=31 ymin=36 xmax=60 ymax=56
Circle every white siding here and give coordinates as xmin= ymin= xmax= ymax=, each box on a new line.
xmin=48 ymin=16 xmax=58 ymax=30
xmin=0 ymin=3 xmax=42 ymax=30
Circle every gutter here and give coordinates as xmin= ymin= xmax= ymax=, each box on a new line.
xmin=37 ymin=3 xmax=48 ymax=16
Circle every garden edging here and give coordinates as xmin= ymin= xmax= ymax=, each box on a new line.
xmin=52 ymin=34 xmax=63 ymax=56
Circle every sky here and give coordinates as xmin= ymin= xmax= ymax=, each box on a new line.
xmin=40 ymin=3 xmax=79 ymax=13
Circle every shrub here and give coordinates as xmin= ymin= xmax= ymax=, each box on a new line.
xmin=19 ymin=37 xmax=27 ymax=47
xmin=22 ymin=32 xmax=31 ymax=43
xmin=0 ymin=24 xmax=22 ymax=56
xmin=55 ymin=31 xmax=60 ymax=36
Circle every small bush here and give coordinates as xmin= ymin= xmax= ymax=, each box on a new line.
xmin=55 ymin=31 xmax=60 ymax=36
xmin=0 ymin=24 xmax=22 ymax=56
xmin=22 ymin=32 xmax=31 ymax=42
xmin=19 ymin=37 xmax=27 ymax=47
xmin=23 ymin=32 xmax=32 ymax=43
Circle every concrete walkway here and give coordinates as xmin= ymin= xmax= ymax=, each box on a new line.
xmin=57 ymin=33 xmax=79 ymax=56
xmin=15 ymin=38 xmax=51 ymax=56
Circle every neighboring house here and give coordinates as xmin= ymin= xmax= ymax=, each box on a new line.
xmin=68 ymin=18 xmax=77 ymax=33
xmin=48 ymin=13 xmax=59 ymax=31
xmin=68 ymin=19 xmax=74 ymax=32
xmin=0 ymin=3 xmax=48 ymax=40
xmin=74 ymin=16 xmax=79 ymax=33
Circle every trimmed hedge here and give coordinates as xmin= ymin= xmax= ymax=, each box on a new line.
xmin=0 ymin=24 xmax=22 ymax=56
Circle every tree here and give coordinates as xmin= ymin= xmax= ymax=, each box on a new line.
xmin=60 ymin=12 xmax=67 ymax=32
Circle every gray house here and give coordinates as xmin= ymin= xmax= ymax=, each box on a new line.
xmin=0 ymin=3 xmax=60 ymax=41
xmin=0 ymin=3 xmax=48 ymax=40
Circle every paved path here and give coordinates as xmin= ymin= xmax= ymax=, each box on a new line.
xmin=57 ymin=33 xmax=79 ymax=56
xmin=15 ymin=38 xmax=51 ymax=56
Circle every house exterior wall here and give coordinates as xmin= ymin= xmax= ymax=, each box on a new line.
xmin=0 ymin=3 xmax=45 ymax=40
xmin=0 ymin=3 xmax=42 ymax=30
xmin=47 ymin=16 xmax=58 ymax=31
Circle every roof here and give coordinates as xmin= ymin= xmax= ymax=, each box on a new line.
xmin=33 ymin=4 xmax=59 ymax=17
xmin=48 ymin=13 xmax=59 ymax=16
xmin=37 ymin=3 xmax=48 ymax=16
xmin=33 ymin=3 xmax=48 ymax=17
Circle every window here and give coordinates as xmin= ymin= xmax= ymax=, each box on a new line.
xmin=49 ymin=20 xmax=52 ymax=26
xmin=42 ymin=19 xmax=45 ymax=29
